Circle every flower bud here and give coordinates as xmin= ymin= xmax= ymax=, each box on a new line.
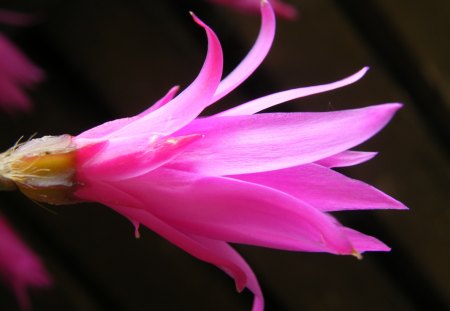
xmin=0 ymin=135 xmax=79 ymax=205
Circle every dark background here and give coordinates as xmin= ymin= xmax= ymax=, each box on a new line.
xmin=0 ymin=0 xmax=449 ymax=310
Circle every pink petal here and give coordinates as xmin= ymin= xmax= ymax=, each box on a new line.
xmin=207 ymin=0 xmax=297 ymax=20
xmin=77 ymin=134 xmax=203 ymax=181
xmin=0 ymin=75 xmax=32 ymax=112
xmin=343 ymin=228 xmax=391 ymax=252
xmin=138 ymin=85 xmax=179 ymax=115
xmin=211 ymin=0 xmax=275 ymax=104
xmin=75 ymin=181 xmax=263 ymax=307
xmin=0 ymin=34 xmax=44 ymax=85
xmin=98 ymin=168 xmax=355 ymax=255
xmin=111 ymin=14 xmax=223 ymax=137
xmin=218 ymin=67 xmax=369 ymax=116
xmin=77 ymin=86 xmax=179 ymax=139
xmin=173 ymin=103 xmax=402 ymax=175
xmin=270 ymin=0 xmax=298 ymax=20
xmin=316 ymin=150 xmax=378 ymax=168
xmin=183 ymin=234 xmax=264 ymax=311
xmin=0 ymin=217 xmax=52 ymax=310
xmin=232 ymin=163 xmax=407 ymax=212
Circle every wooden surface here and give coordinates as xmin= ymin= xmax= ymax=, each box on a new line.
xmin=0 ymin=0 xmax=449 ymax=310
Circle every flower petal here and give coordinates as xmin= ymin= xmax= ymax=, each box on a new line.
xmin=343 ymin=228 xmax=391 ymax=252
xmin=218 ymin=67 xmax=368 ymax=116
xmin=188 ymin=234 xmax=264 ymax=311
xmin=315 ymin=150 xmax=378 ymax=168
xmin=76 ymin=181 xmax=263 ymax=308
xmin=104 ymin=168 xmax=355 ymax=255
xmin=0 ymin=216 xmax=52 ymax=310
xmin=174 ymin=103 xmax=402 ymax=175
xmin=0 ymin=34 xmax=43 ymax=85
xmin=232 ymin=163 xmax=407 ymax=212
xmin=78 ymin=134 xmax=203 ymax=181
xmin=112 ymin=14 xmax=223 ymax=137
xmin=211 ymin=0 xmax=275 ymax=104
xmin=77 ymin=86 xmax=180 ymax=139
xmin=0 ymin=75 xmax=31 ymax=111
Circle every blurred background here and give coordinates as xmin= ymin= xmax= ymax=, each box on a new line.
xmin=0 ymin=0 xmax=449 ymax=310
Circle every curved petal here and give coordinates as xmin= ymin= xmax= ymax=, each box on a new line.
xmin=315 ymin=150 xmax=378 ymax=168
xmin=0 ymin=217 xmax=52 ymax=310
xmin=217 ymin=67 xmax=369 ymax=116
xmin=77 ymin=85 xmax=180 ymax=139
xmin=187 ymin=234 xmax=264 ymax=311
xmin=0 ymin=34 xmax=43 ymax=85
xmin=232 ymin=163 xmax=407 ymax=212
xmin=79 ymin=134 xmax=203 ymax=181
xmin=106 ymin=168 xmax=355 ymax=255
xmin=173 ymin=103 xmax=402 ymax=175
xmin=211 ymin=0 xmax=275 ymax=104
xmin=112 ymin=14 xmax=223 ymax=137
xmin=138 ymin=85 xmax=179 ymax=115
xmin=0 ymin=75 xmax=31 ymax=111
xmin=75 ymin=181 xmax=261 ymax=303
xmin=343 ymin=228 xmax=391 ymax=252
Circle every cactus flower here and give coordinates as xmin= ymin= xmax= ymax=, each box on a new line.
xmin=0 ymin=2 xmax=406 ymax=310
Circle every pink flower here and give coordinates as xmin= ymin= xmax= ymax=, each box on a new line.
xmin=0 ymin=10 xmax=44 ymax=113
xmin=0 ymin=216 xmax=52 ymax=310
xmin=0 ymin=1 xmax=406 ymax=310
xmin=207 ymin=0 xmax=297 ymax=19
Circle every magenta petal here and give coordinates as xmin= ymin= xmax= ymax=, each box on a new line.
xmin=111 ymin=14 xmax=223 ymax=137
xmin=233 ymin=163 xmax=407 ymax=212
xmin=187 ymin=234 xmax=264 ymax=311
xmin=0 ymin=34 xmax=43 ymax=85
xmin=0 ymin=76 xmax=31 ymax=112
xmin=316 ymin=150 xmax=378 ymax=168
xmin=218 ymin=67 xmax=369 ymax=116
xmin=174 ymin=103 xmax=402 ymax=175
xmin=211 ymin=0 xmax=275 ymax=104
xmin=106 ymin=168 xmax=355 ymax=254
xmin=78 ymin=134 xmax=203 ymax=181
xmin=138 ymin=85 xmax=180 ymax=115
xmin=0 ymin=216 xmax=52 ymax=310
xmin=77 ymin=86 xmax=180 ymax=139
xmin=343 ymin=228 xmax=391 ymax=252
xmin=76 ymin=181 xmax=264 ymax=306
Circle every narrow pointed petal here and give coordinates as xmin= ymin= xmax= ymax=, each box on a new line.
xmin=0 ymin=34 xmax=43 ymax=84
xmin=211 ymin=0 xmax=275 ymax=103
xmin=233 ymin=163 xmax=407 ymax=212
xmin=218 ymin=67 xmax=368 ymax=116
xmin=76 ymin=182 xmax=260 ymax=302
xmin=139 ymin=85 xmax=179 ymax=115
xmin=316 ymin=150 xmax=378 ymax=168
xmin=0 ymin=217 xmax=52 ymax=310
xmin=78 ymin=134 xmax=203 ymax=181
xmin=189 ymin=235 xmax=264 ymax=311
xmin=112 ymin=14 xmax=223 ymax=137
xmin=77 ymin=86 xmax=180 ymax=139
xmin=343 ymin=228 xmax=391 ymax=252
xmin=102 ymin=168 xmax=355 ymax=255
xmin=174 ymin=104 xmax=402 ymax=175
xmin=0 ymin=76 xmax=31 ymax=111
